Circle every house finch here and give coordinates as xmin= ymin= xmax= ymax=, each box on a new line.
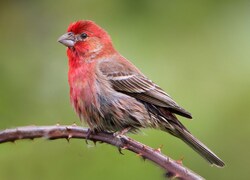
xmin=58 ymin=20 xmax=225 ymax=167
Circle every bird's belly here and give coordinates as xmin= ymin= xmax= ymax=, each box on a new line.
xmin=96 ymin=93 xmax=151 ymax=132
xmin=74 ymin=91 xmax=152 ymax=132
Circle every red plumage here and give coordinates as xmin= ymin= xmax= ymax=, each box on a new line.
xmin=58 ymin=20 xmax=225 ymax=167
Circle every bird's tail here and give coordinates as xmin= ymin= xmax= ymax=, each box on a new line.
xmin=172 ymin=127 xmax=225 ymax=167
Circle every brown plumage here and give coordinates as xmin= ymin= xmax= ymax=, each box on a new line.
xmin=58 ymin=20 xmax=225 ymax=167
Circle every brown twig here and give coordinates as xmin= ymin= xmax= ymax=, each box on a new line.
xmin=0 ymin=125 xmax=204 ymax=180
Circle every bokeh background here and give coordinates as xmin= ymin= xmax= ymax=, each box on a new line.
xmin=0 ymin=0 xmax=249 ymax=179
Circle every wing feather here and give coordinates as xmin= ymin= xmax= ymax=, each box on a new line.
xmin=99 ymin=60 xmax=192 ymax=118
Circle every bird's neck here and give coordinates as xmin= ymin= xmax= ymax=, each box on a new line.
xmin=67 ymin=43 xmax=116 ymax=69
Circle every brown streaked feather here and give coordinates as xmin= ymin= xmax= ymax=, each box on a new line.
xmin=99 ymin=59 xmax=192 ymax=119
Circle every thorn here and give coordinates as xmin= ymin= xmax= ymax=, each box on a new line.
xmin=154 ymin=148 xmax=161 ymax=153
xmin=142 ymin=156 xmax=146 ymax=161
xmin=175 ymin=156 xmax=184 ymax=165
xmin=137 ymin=152 xmax=143 ymax=157
xmin=136 ymin=153 xmax=146 ymax=161
xmin=154 ymin=144 xmax=163 ymax=153
xmin=72 ymin=122 xmax=77 ymax=126
xmin=66 ymin=134 xmax=72 ymax=142
xmin=55 ymin=123 xmax=60 ymax=126
xmin=92 ymin=139 xmax=97 ymax=146
xmin=165 ymin=171 xmax=175 ymax=179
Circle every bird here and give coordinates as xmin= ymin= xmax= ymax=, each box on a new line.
xmin=58 ymin=20 xmax=225 ymax=167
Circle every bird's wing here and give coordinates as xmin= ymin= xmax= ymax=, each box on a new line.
xmin=99 ymin=59 xmax=192 ymax=119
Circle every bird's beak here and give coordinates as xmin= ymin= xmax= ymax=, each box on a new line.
xmin=58 ymin=32 xmax=76 ymax=47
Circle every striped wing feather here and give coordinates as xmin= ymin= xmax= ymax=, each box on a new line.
xmin=99 ymin=60 xmax=192 ymax=119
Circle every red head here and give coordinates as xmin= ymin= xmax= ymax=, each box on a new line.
xmin=58 ymin=20 xmax=114 ymax=58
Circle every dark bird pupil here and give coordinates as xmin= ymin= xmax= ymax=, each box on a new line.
xmin=81 ymin=33 xmax=87 ymax=39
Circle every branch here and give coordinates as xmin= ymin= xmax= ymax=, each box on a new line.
xmin=0 ymin=125 xmax=204 ymax=180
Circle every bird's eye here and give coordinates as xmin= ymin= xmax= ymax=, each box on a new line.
xmin=80 ymin=33 xmax=88 ymax=39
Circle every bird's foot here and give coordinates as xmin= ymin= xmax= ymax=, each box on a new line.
xmin=113 ymin=128 xmax=131 ymax=155
xmin=85 ymin=128 xmax=97 ymax=144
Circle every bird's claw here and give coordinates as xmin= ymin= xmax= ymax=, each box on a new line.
xmin=85 ymin=128 xmax=96 ymax=144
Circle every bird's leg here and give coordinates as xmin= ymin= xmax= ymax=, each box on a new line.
xmin=114 ymin=127 xmax=131 ymax=137
xmin=113 ymin=127 xmax=131 ymax=155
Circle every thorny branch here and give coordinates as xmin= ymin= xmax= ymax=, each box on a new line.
xmin=0 ymin=125 xmax=204 ymax=180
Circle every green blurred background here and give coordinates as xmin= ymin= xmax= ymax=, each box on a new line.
xmin=0 ymin=0 xmax=249 ymax=179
